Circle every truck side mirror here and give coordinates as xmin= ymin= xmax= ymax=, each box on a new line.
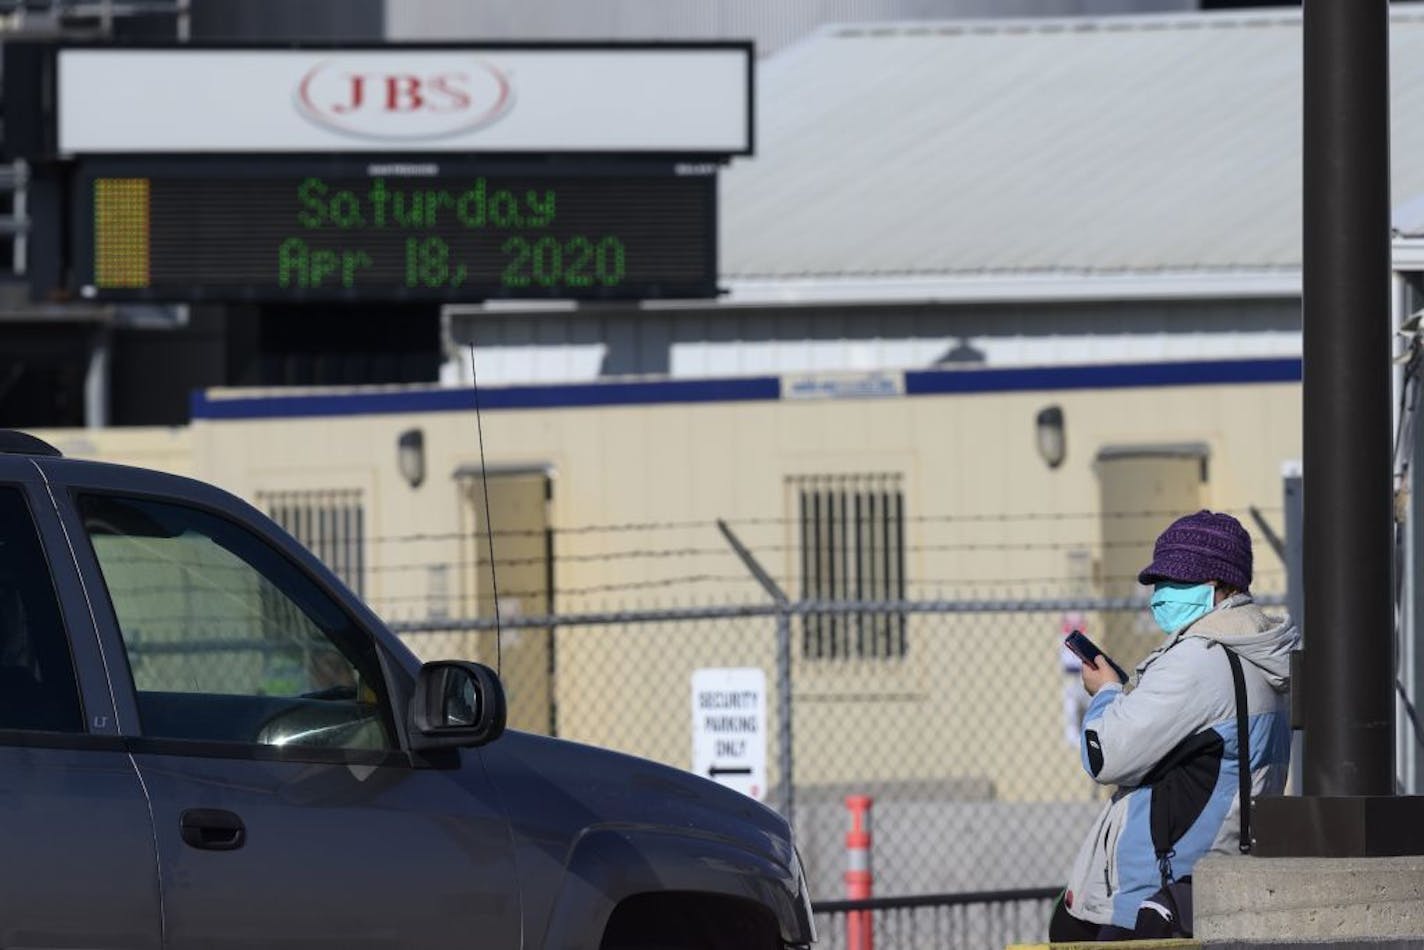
xmin=409 ymin=661 xmax=506 ymax=751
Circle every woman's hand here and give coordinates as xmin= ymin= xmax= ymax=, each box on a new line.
xmin=1081 ymin=655 xmax=1126 ymax=696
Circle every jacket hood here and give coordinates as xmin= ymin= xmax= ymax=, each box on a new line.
xmin=1174 ymin=593 xmax=1299 ymax=690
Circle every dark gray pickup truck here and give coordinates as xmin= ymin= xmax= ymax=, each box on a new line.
xmin=0 ymin=430 xmax=813 ymax=950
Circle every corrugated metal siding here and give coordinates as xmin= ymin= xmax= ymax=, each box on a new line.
xmin=719 ymin=10 xmax=1424 ymax=280
xmin=448 ymin=298 xmax=1300 ymax=383
xmin=386 ymin=0 xmax=1193 ymax=54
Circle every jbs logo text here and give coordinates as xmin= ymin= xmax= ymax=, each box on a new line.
xmin=297 ymin=60 xmax=513 ymax=140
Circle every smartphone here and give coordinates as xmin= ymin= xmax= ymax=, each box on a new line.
xmin=1064 ymin=630 xmax=1129 ymax=685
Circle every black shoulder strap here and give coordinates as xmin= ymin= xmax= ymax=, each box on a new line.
xmin=1223 ymin=646 xmax=1252 ymax=854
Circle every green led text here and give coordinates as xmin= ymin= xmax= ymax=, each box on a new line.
xmin=405 ymin=236 xmax=469 ymax=288
xmin=501 ymin=235 xmax=626 ymax=289
xmin=274 ymin=177 xmax=634 ymax=293
xmin=297 ymin=177 xmax=556 ymax=230
xmin=278 ymin=238 xmax=373 ymax=288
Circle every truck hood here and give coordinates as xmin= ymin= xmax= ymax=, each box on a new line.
xmin=480 ymin=729 xmax=794 ymax=863
xmin=475 ymin=730 xmax=802 ymax=945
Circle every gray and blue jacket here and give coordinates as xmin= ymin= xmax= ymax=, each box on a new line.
xmin=1063 ymin=594 xmax=1298 ymax=929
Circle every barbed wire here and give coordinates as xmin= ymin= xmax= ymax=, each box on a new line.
xmin=730 ymin=538 xmax=1257 ymax=555
xmin=387 ymin=593 xmax=1293 ymax=634
xmin=94 ymin=552 xmax=1286 ymax=587
xmin=363 ymin=546 xmax=733 ymax=572
xmin=902 ymin=569 xmax=1286 ymax=588
xmin=367 ymin=574 xmax=765 ymax=603
xmin=727 ymin=507 xmax=1281 ymax=528
xmin=355 ymin=506 xmax=1285 ymax=546
xmin=104 ymin=564 xmax=1286 ymax=613
xmin=358 ymin=534 xmax=1289 ymax=565
xmin=361 ymin=519 xmax=720 ymax=545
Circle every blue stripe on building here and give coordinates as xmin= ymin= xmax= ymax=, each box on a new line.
xmin=904 ymin=358 xmax=1301 ymax=396
xmin=191 ymin=376 xmax=784 ymax=420
xmin=190 ymin=358 xmax=1303 ymax=421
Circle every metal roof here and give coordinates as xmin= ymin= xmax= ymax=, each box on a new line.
xmin=719 ymin=9 xmax=1424 ymax=290
xmin=386 ymin=0 xmax=1194 ymax=55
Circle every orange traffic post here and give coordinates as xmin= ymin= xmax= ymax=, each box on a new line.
xmin=844 ymin=795 xmax=874 ymax=950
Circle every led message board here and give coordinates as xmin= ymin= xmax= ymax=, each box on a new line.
xmin=74 ymin=161 xmax=718 ymax=302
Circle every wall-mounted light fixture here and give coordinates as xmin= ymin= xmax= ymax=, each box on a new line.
xmin=1036 ymin=406 xmax=1066 ymax=469
xmin=397 ymin=428 xmax=426 ymax=488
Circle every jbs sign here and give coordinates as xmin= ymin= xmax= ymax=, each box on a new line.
xmin=296 ymin=59 xmax=513 ymax=140
xmin=57 ymin=46 xmax=752 ymax=155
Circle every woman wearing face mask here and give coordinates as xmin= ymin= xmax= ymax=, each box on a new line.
xmin=1050 ymin=510 xmax=1299 ymax=941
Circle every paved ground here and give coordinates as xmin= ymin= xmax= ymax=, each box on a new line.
xmin=1205 ymin=943 xmax=1424 ymax=949
xmin=1013 ymin=941 xmax=1424 ymax=948
xmin=797 ymin=792 xmax=1100 ymax=897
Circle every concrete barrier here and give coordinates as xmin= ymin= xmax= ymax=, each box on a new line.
xmin=1195 ymin=853 xmax=1424 ymax=943
xmin=1006 ymin=941 xmax=1198 ymax=949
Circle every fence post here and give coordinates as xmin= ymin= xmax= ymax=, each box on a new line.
xmin=845 ymin=795 xmax=875 ymax=950
xmin=717 ymin=519 xmax=795 ymax=828
xmin=776 ymin=602 xmax=794 ymax=826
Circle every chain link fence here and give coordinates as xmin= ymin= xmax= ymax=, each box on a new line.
xmin=393 ymin=591 xmax=1288 ymax=916
xmin=814 ymin=890 xmax=1059 ymax=950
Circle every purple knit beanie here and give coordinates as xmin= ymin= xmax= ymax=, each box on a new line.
xmin=1137 ymin=509 xmax=1253 ymax=591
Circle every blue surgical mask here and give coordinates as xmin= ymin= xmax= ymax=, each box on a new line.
xmin=1150 ymin=581 xmax=1216 ymax=635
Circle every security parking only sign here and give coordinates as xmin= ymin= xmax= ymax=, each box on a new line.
xmin=691 ymin=668 xmax=766 ymax=801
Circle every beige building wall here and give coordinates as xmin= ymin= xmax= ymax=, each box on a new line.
xmin=27 ymin=377 xmax=1302 ymax=804
xmin=27 ymin=426 xmax=194 ymax=478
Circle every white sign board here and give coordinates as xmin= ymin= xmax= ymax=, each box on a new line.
xmin=784 ymin=370 xmax=905 ymax=401
xmin=691 ymin=667 xmax=767 ymax=801
xmin=57 ymin=47 xmax=752 ymax=155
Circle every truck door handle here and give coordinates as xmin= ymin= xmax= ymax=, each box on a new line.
xmin=180 ymin=808 xmax=246 ymax=851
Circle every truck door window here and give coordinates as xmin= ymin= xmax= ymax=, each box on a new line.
xmin=0 ymin=487 xmax=83 ymax=733
xmin=78 ymin=493 xmax=394 ymax=752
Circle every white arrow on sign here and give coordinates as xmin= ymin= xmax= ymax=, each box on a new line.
xmin=691 ymin=667 xmax=767 ymax=801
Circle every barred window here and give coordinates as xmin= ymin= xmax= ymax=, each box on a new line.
xmin=792 ymin=474 xmax=906 ymax=660
xmin=260 ymin=489 xmax=365 ymax=597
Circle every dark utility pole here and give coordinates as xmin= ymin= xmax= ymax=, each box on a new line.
xmin=1255 ymin=1 xmax=1424 ymax=856
xmin=1300 ymin=0 xmax=1394 ymax=798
